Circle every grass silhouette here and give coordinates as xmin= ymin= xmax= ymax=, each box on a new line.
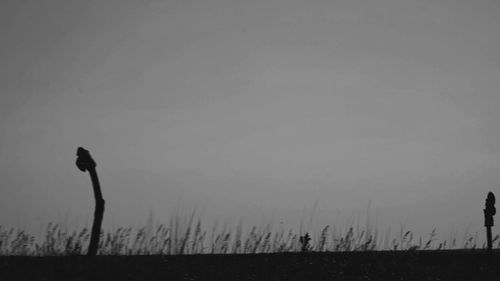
xmin=3 ymin=212 xmax=500 ymax=281
xmin=0 ymin=211 xmax=493 ymax=256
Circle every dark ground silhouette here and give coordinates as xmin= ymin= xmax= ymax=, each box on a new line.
xmin=2 ymin=250 xmax=500 ymax=281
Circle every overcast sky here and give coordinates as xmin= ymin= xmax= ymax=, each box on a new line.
xmin=1 ymin=0 xmax=500 ymax=239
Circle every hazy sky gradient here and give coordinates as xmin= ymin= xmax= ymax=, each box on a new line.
xmin=1 ymin=0 xmax=500 ymax=238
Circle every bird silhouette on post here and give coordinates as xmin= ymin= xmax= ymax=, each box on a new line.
xmin=76 ymin=147 xmax=105 ymax=256
xmin=484 ymin=192 xmax=495 ymax=251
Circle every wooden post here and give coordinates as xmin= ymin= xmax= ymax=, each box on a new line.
xmin=487 ymin=226 xmax=492 ymax=250
xmin=76 ymin=147 xmax=105 ymax=257
xmin=484 ymin=192 xmax=495 ymax=252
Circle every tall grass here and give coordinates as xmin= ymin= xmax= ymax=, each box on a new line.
xmin=0 ymin=211 xmax=493 ymax=256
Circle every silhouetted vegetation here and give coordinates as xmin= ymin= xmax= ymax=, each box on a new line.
xmin=2 ymin=214 xmax=500 ymax=280
xmin=0 ymin=215 xmax=496 ymax=256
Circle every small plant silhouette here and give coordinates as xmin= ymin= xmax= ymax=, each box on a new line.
xmin=299 ymin=233 xmax=311 ymax=252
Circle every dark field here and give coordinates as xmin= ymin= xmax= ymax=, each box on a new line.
xmin=2 ymin=250 xmax=500 ymax=281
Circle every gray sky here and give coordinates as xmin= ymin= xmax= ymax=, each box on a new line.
xmin=1 ymin=0 xmax=500 ymax=239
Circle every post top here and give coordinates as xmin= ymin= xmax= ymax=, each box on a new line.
xmin=486 ymin=192 xmax=496 ymax=207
